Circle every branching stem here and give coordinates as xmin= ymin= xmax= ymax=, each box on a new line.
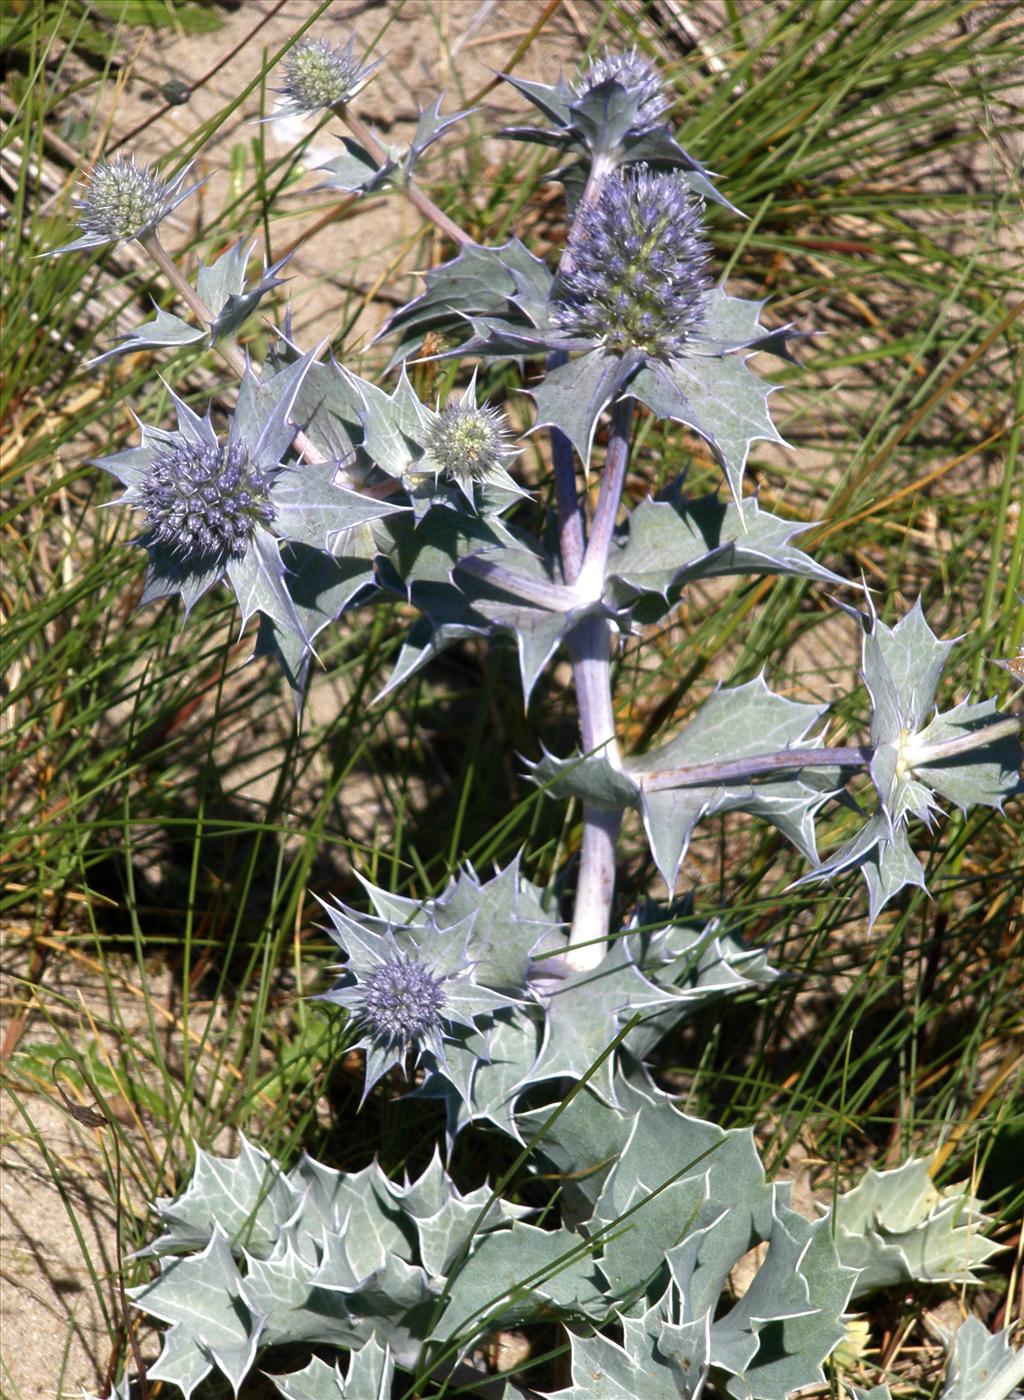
xmin=541 ymin=153 xmax=622 ymax=973
xmin=564 ymin=397 xmax=633 ymax=972
xmin=139 ymin=232 xmax=326 ymax=466
xmin=330 ymin=103 xmax=471 ymax=248
xmin=636 ymin=716 xmax=1020 ymax=791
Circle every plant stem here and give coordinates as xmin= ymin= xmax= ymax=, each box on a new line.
xmin=908 ymin=715 xmax=1022 ymax=764
xmin=139 ymin=232 xmax=326 ymax=466
xmin=539 ymin=154 xmax=620 ymax=973
xmin=455 ymin=555 xmax=581 ymax=612
xmin=637 ymin=716 xmax=1021 ymax=791
xmin=564 ymin=397 xmax=634 ymax=972
xmin=330 ymin=103 xmax=471 ymax=248
xmin=641 ymin=746 xmax=872 ymax=792
xmin=575 ymin=396 xmax=634 ymax=599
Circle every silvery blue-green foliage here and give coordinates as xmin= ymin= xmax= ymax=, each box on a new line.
xmin=318 ymin=858 xmax=774 ymax=1138
xmin=91 ymin=241 xmax=291 ymax=363
xmin=317 ymin=93 xmax=473 ymax=195
xmin=269 ymin=1339 xmax=394 ymax=1400
xmin=127 ymin=1086 xmax=856 ymax=1400
xmin=91 ymin=350 xmax=402 ymax=635
xmin=797 ymin=599 xmax=1022 ymax=925
xmin=827 ymin=1159 xmax=1002 ymax=1299
xmin=940 ymin=1317 xmax=1024 ymax=1399
xmin=529 ymin=675 xmax=837 ymax=893
xmin=129 ymin=1136 xmax=530 ymax=1396
xmin=54 ymin=28 xmax=1022 ymax=1400
xmin=841 ymin=1319 xmax=1024 ymax=1400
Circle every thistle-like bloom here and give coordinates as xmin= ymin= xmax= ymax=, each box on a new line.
xmin=427 ymin=401 xmax=510 ymax=484
xmin=554 ymin=164 xmax=711 ymax=359
xmin=416 ymin=375 xmax=523 ymax=508
xmin=277 ymin=35 xmax=378 ymax=115
xmin=426 ymin=400 xmax=516 ymax=488
xmin=360 ymin=955 xmax=447 ymax=1049
xmin=317 ymin=892 xmax=526 ymax=1103
xmin=45 ymin=155 xmax=199 ymax=257
xmin=91 ymin=350 xmax=387 ymax=635
xmin=572 ymin=46 xmax=671 ymax=131
xmin=137 ymin=438 xmax=276 ymax=560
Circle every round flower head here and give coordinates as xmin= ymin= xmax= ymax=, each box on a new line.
xmin=137 ymin=437 xmax=276 ymax=563
xmin=359 ymin=955 xmax=447 ymax=1050
xmin=279 ymin=35 xmax=376 ymax=114
xmin=89 ymin=348 xmax=387 ymax=635
xmin=554 ymin=164 xmax=711 ymax=359
xmin=316 ymin=892 xmax=526 ymax=1104
xmin=45 ymin=156 xmax=199 ymax=257
xmin=573 ymin=46 xmax=671 ymax=130
xmin=416 ymin=374 xmax=523 ymax=510
xmin=426 ymin=400 xmax=515 ymax=487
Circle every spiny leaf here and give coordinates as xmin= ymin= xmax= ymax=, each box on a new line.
xmin=630 ymin=348 xmax=786 ymax=509
xmin=604 ymin=489 xmax=844 ymax=616
xmin=940 ymin=1316 xmax=1024 ymax=1400
xmin=829 ymin=1159 xmax=1003 ymax=1298
xmin=268 ymin=1340 xmax=394 ymax=1400
xmin=88 ymin=304 xmax=204 ymax=365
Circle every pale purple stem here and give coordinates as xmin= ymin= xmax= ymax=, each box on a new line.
xmin=551 ymin=411 xmax=585 ymax=584
xmin=550 ymin=154 xmax=614 ymax=583
xmin=566 ymin=613 xmax=623 ymax=972
xmin=455 ymin=555 xmax=580 ymax=612
xmin=140 ymin=232 xmax=326 ymax=466
xmin=638 ymin=716 xmax=1020 ymax=792
xmin=563 ymin=401 xmax=634 ymax=970
xmin=546 ymin=156 xmax=623 ymax=973
xmin=641 ymin=746 xmax=873 ymax=793
xmin=331 ymin=103 xmax=471 ymax=248
xmin=575 ymin=397 xmax=634 ymax=599
xmin=570 ymin=807 xmax=623 ymax=970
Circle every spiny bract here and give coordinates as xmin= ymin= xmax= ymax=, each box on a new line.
xmin=573 ymin=45 xmax=671 ymax=130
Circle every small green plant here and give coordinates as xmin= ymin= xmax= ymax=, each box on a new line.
xmin=15 ymin=10 xmax=1022 ymax=1400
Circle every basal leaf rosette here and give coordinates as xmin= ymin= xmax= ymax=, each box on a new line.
xmin=92 ymin=351 xmax=403 ymax=637
xmin=522 ymin=1082 xmax=856 ymax=1400
xmin=385 ymin=165 xmax=798 ymax=498
xmin=129 ymin=1135 xmax=530 ymax=1397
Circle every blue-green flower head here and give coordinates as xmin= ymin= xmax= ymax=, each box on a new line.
xmin=359 ymin=954 xmax=447 ymax=1050
xmin=278 ymin=34 xmax=379 ymax=115
xmin=554 ymin=164 xmax=711 ymax=359
xmin=317 ymin=891 xmax=526 ymax=1103
xmin=91 ymin=348 xmax=379 ymax=636
xmin=138 ymin=437 xmax=276 ymax=562
xmin=427 ymin=400 xmax=511 ymax=484
xmin=416 ymin=374 xmax=524 ymax=509
xmin=573 ymin=46 xmax=671 ymax=131
xmin=45 ymin=156 xmax=200 ymax=257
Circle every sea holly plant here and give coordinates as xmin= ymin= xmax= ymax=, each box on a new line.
xmin=52 ymin=27 xmax=1022 ymax=1400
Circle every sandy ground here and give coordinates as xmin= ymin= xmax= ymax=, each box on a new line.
xmin=1 ymin=3 xmax=600 ymax=1394
xmin=3 ymin=1 xmax=1018 ymax=1395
